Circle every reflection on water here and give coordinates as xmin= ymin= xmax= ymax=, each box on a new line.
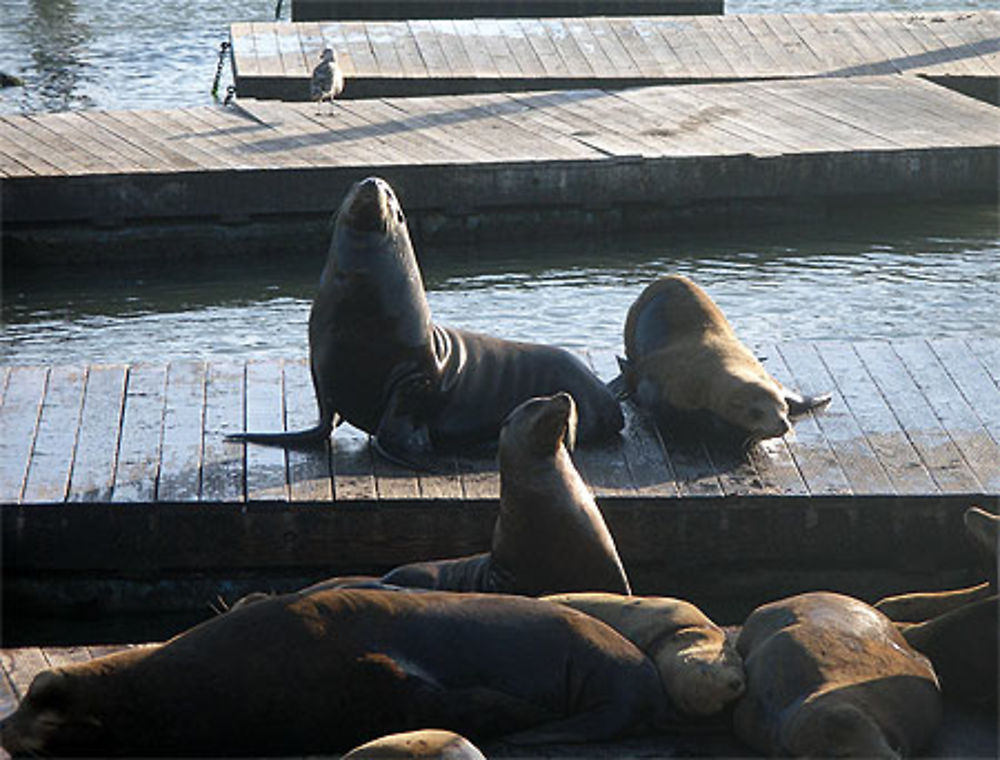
xmin=3 ymin=204 xmax=998 ymax=366
xmin=21 ymin=0 xmax=93 ymax=111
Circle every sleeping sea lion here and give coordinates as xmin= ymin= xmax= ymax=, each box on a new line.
xmin=875 ymin=506 xmax=998 ymax=710
xmin=614 ymin=275 xmax=830 ymax=446
xmin=0 ymin=588 xmax=671 ymax=756
xmin=733 ymin=591 xmax=942 ymax=758
xmin=544 ymin=592 xmax=745 ymax=718
xmin=381 ymin=393 xmax=630 ymax=595
xmin=227 ymin=176 xmax=623 ymax=467
xmin=342 ymin=729 xmax=485 ymax=759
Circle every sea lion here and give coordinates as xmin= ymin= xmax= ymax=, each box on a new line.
xmin=342 ymin=729 xmax=486 ymax=759
xmin=226 ymin=176 xmax=623 ymax=467
xmin=614 ymin=275 xmax=829 ymax=446
xmin=0 ymin=588 xmax=671 ymax=756
xmin=733 ymin=591 xmax=942 ymax=758
xmin=544 ymin=592 xmax=745 ymax=718
xmin=381 ymin=393 xmax=630 ymax=595
xmin=875 ymin=506 xmax=998 ymax=709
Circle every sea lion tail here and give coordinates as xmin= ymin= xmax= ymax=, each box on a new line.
xmin=225 ymin=421 xmax=333 ymax=449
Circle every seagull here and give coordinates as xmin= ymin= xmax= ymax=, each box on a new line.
xmin=311 ymin=48 xmax=344 ymax=116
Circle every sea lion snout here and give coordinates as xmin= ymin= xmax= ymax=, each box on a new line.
xmin=501 ymin=392 xmax=578 ymax=456
xmin=342 ymin=176 xmax=400 ymax=233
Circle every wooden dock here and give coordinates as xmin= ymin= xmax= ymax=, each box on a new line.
xmin=3 ymin=74 xmax=998 ymax=259
xmin=3 ymin=339 xmax=999 ymax=618
xmin=230 ymin=11 xmax=1000 ymax=100
xmin=290 ymin=0 xmax=724 ymax=21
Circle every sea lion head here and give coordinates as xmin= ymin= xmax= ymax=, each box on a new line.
xmin=499 ymin=392 xmax=578 ymax=463
xmin=1 ymin=670 xmax=105 ymax=756
xmin=720 ymin=376 xmax=790 ymax=441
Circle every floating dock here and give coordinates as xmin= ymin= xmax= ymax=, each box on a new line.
xmin=3 ymin=75 xmax=998 ymax=261
xmin=230 ymin=11 xmax=1000 ymax=100
xmin=290 ymin=0 xmax=724 ymax=21
xmin=3 ymin=339 xmax=998 ymax=619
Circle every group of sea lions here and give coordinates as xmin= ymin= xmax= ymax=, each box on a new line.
xmin=2 ymin=178 xmax=996 ymax=758
xmin=225 ymin=175 xmax=828 ymax=466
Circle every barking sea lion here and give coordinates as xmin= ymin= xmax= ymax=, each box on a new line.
xmin=0 ymin=588 xmax=672 ymax=756
xmin=615 ymin=275 xmax=829 ymax=446
xmin=381 ymin=392 xmax=630 ymax=596
xmin=227 ymin=177 xmax=623 ymax=467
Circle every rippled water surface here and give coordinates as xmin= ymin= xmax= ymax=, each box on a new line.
xmin=4 ymin=204 xmax=998 ymax=365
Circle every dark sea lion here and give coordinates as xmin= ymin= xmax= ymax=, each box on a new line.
xmin=381 ymin=393 xmax=630 ymax=595
xmin=227 ymin=177 xmax=623 ymax=466
xmin=342 ymin=729 xmax=486 ymax=759
xmin=544 ymin=592 xmax=745 ymax=718
xmin=875 ymin=506 xmax=998 ymax=710
xmin=0 ymin=588 xmax=670 ymax=756
xmin=733 ymin=591 xmax=942 ymax=758
xmin=614 ymin=275 xmax=829 ymax=446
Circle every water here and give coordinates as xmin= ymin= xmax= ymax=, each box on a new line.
xmin=1 ymin=1 xmax=998 ymax=365
xmin=0 ymin=0 xmax=989 ymax=115
xmin=3 ymin=203 xmax=998 ymax=365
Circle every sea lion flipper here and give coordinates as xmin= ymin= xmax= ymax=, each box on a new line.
xmin=606 ymin=357 xmax=633 ymax=400
xmin=784 ymin=389 xmax=832 ymax=416
xmin=225 ymin=413 xmax=337 ymax=449
xmin=373 ymin=379 xmax=440 ymax=471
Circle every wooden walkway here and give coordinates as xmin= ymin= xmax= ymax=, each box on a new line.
xmin=290 ymin=0 xmax=724 ymax=22
xmin=2 ymin=75 xmax=998 ymax=236
xmin=230 ymin=11 xmax=1000 ymax=100
xmin=2 ymin=340 xmax=998 ymax=587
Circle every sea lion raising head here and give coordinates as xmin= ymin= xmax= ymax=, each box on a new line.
xmin=381 ymin=393 xmax=630 ymax=596
xmin=228 ymin=176 xmax=623 ymax=467
xmin=616 ymin=275 xmax=830 ymax=446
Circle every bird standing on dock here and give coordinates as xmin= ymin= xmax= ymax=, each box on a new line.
xmin=311 ymin=48 xmax=343 ymax=116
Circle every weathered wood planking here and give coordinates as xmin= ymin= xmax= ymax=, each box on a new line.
xmin=231 ymin=12 xmax=1000 ymax=100
xmin=2 ymin=76 xmax=998 ymax=236
xmin=1 ymin=341 xmax=997 ymax=508
xmin=290 ymin=0 xmax=723 ymax=22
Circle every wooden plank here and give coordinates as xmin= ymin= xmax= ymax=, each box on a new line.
xmin=275 ymin=22 xmax=308 ymax=77
xmin=606 ymin=17 xmax=664 ymax=78
xmin=251 ymin=20 xmax=285 ymax=78
xmin=0 ymin=145 xmax=37 ymax=177
xmin=816 ymin=341 xmax=937 ymax=496
xmin=133 ymin=108 xmax=250 ymax=171
xmin=32 ymin=112 xmax=150 ymax=173
xmin=0 ymin=116 xmax=85 ymax=175
xmin=101 ymin=109 xmax=230 ymax=171
xmin=430 ymin=19 xmax=476 ymax=78
xmin=517 ymin=18 xmax=569 ymax=79
xmin=365 ymin=20 xmax=406 ymax=78
xmin=0 ymin=661 xmax=17 ymax=719
xmin=234 ymin=99 xmax=357 ymax=166
xmin=67 ymin=365 xmax=127 ymax=503
xmin=0 ymin=366 xmax=47 ymax=504
xmin=112 ymin=364 xmax=166 ymax=503
xmin=283 ymin=358 xmax=333 ymax=502
xmin=407 ymin=19 xmax=453 ymax=78
xmin=0 ymin=648 xmax=48 ymax=701
xmin=936 ymin=338 xmax=1000 ymax=447
xmin=689 ymin=16 xmax=743 ymax=77
xmin=589 ymin=351 xmax=677 ymax=498
xmin=21 ymin=365 xmax=85 ymax=504
xmin=561 ymin=18 xmax=617 ymax=82
xmin=585 ymin=17 xmax=641 ymax=80
xmin=855 ymin=341 xmax=982 ymax=495
xmin=201 ymin=360 xmax=245 ymax=503
xmin=759 ymin=13 xmax=823 ymax=76
xmin=541 ymin=17 xmax=597 ymax=79
xmin=60 ymin=111 xmax=175 ymax=172
xmin=332 ymin=421 xmax=376 ymax=502
xmin=41 ymin=647 xmax=93 ymax=670
xmin=386 ymin=20 xmax=429 ymax=78
xmin=892 ymin=340 xmax=1000 ymax=493
xmin=495 ymin=18 xmax=546 ymax=78
xmin=157 ymin=360 xmax=207 ymax=503
xmin=326 ymin=99 xmax=438 ymax=165
xmin=244 ymin=359 xmax=288 ymax=502
xmin=629 ymin=17 xmax=684 ymax=76
xmin=85 ymin=111 xmax=201 ymax=172
xmin=230 ymin=21 xmax=260 ymax=79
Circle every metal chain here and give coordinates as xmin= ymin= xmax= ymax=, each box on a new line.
xmin=211 ymin=41 xmax=231 ymax=100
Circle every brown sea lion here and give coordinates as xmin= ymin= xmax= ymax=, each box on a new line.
xmin=544 ymin=592 xmax=745 ymax=718
xmin=381 ymin=392 xmax=630 ymax=595
xmin=733 ymin=591 xmax=942 ymax=758
xmin=875 ymin=506 xmax=998 ymax=710
xmin=614 ymin=275 xmax=829 ymax=446
xmin=342 ymin=729 xmax=486 ymax=759
xmin=0 ymin=588 xmax=671 ymax=756
xmin=227 ymin=177 xmax=623 ymax=467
